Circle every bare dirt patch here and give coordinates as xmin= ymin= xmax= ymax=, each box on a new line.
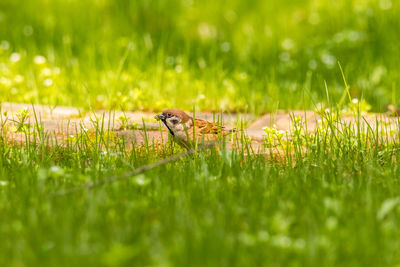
xmin=2 ymin=103 xmax=399 ymax=148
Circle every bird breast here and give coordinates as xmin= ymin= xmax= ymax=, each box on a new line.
xmin=168 ymin=121 xmax=193 ymax=142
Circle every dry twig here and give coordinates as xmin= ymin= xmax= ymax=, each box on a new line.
xmin=50 ymin=143 xmax=214 ymax=197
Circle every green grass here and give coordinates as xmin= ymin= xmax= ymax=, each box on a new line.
xmin=2 ymin=0 xmax=400 ymax=266
xmin=0 ymin=0 xmax=400 ymax=113
xmin=1 ymin=111 xmax=400 ymax=266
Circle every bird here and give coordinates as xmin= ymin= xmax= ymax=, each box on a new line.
xmin=388 ymin=104 xmax=400 ymax=117
xmin=155 ymin=109 xmax=235 ymax=149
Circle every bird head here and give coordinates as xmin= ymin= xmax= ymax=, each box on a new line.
xmin=155 ymin=109 xmax=192 ymax=136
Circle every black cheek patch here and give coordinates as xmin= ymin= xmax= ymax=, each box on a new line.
xmin=171 ymin=119 xmax=179 ymax=125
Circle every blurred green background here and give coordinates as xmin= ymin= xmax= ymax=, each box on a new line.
xmin=0 ymin=0 xmax=398 ymax=113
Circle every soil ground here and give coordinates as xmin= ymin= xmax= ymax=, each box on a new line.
xmin=1 ymin=102 xmax=399 ymax=150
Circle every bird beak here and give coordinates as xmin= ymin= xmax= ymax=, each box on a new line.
xmin=154 ymin=114 xmax=165 ymax=121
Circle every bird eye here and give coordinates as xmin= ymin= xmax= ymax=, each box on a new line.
xmin=167 ymin=113 xmax=171 ymax=117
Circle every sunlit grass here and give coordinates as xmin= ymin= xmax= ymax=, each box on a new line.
xmin=0 ymin=0 xmax=399 ymax=112
xmin=1 ymin=106 xmax=400 ymax=266
xmin=1 ymin=0 xmax=400 ymax=265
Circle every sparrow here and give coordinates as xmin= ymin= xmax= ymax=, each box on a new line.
xmin=155 ymin=109 xmax=235 ymax=149
xmin=388 ymin=104 xmax=400 ymax=117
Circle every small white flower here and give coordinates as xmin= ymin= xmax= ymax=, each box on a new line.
xmin=198 ymin=58 xmax=206 ymax=69
xmin=41 ymin=68 xmax=52 ymax=76
xmin=308 ymin=13 xmax=320 ymax=25
xmin=238 ymin=72 xmax=248 ymax=80
xmin=136 ymin=177 xmax=146 ymax=185
xmin=82 ymin=127 xmax=88 ymax=132
xmin=0 ymin=180 xmax=8 ymax=186
xmin=50 ymin=166 xmax=61 ymax=172
xmin=34 ymin=55 xmax=46 ymax=65
xmin=0 ymin=77 xmax=12 ymax=87
xmin=352 ymin=98 xmax=359 ymax=104
xmin=221 ymin=42 xmax=231 ymax=52
xmin=321 ymin=53 xmax=336 ymax=68
xmin=279 ymin=52 xmax=291 ymax=62
xmin=379 ymin=0 xmax=392 ymax=10
xmin=14 ymin=75 xmax=24 ymax=83
xmin=10 ymin=53 xmax=21 ymax=63
xmin=175 ymin=65 xmax=182 ymax=73
xmin=11 ymin=87 xmax=18 ymax=95
xmin=43 ymin=78 xmax=53 ymax=87
xmin=166 ymin=56 xmax=174 ymax=65
xmin=281 ymin=38 xmax=295 ymax=51
xmin=0 ymin=40 xmax=10 ymax=50
xmin=198 ymin=22 xmax=217 ymax=39
xmin=53 ymin=67 xmax=60 ymax=75
xmin=134 ymin=175 xmax=150 ymax=186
